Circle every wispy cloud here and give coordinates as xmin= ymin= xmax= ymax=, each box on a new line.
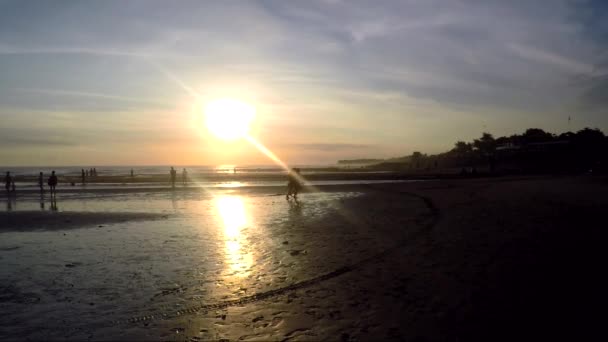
xmin=16 ymin=88 xmax=173 ymax=106
xmin=509 ymin=43 xmax=596 ymax=75
xmin=287 ymin=143 xmax=374 ymax=152
xmin=0 ymin=0 xmax=607 ymax=164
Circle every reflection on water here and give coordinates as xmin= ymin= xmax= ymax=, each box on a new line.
xmin=50 ymin=196 xmax=58 ymax=211
xmin=216 ymin=196 xmax=253 ymax=277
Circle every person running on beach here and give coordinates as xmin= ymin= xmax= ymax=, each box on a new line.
xmin=182 ymin=168 xmax=188 ymax=186
xmin=38 ymin=172 xmax=44 ymax=193
xmin=286 ymin=168 xmax=302 ymax=200
xmin=4 ymin=172 xmax=12 ymax=194
xmin=170 ymin=167 xmax=177 ymax=188
xmin=48 ymin=171 xmax=58 ymax=196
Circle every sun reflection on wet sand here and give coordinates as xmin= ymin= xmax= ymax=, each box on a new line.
xmin=216 ymin=196 xmax=253 ymax=277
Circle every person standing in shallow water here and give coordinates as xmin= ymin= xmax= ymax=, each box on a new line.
xmin=182 ymin=168 xmax=188 ymax=186
xmin=48 ymin=171 xmax=58 ymax=196
xmin=4 ymin=172 xmax=12 ymax=195
xmin=286 ymin=168 xmax=302 ymax=201
xmin=170 ymin=167 xmax=177 ymax=188
xmin=38 ymin=172 xmax=44 ymax=193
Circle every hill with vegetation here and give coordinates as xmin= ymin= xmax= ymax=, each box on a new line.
xmin=353 ymin=128 xmax=608 ymax=174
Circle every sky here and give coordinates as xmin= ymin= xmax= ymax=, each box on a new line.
xmin=1 ymin=0 xmax=607 ymax=166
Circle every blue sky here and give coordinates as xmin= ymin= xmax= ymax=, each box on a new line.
xmin=1 ymin=0 xmax=607 ymax=165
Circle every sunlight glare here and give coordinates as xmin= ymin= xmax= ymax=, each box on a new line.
xmin=217 ymin=196 xmax=247 ymax=238
xmin=215 ymin=195 xmax=252 ymax=277
xmin=205 ymin=98 xmax=255 ymax=140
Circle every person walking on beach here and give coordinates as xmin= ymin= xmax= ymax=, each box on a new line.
xmin=182 ymin=168 xmax=188 ymax=186
xmin=170 ymin=167 xmax=177 ymax=188
xmin=286 ymin=168 xmax=302 ymax=200
xmin=48 ymin=170 xmax=58 ymax=196
xmin=38 ymin=172 xmax=44 ymax=193
xmin=81 ymin=169 xmax=86 ymax=185
xmin=4 ymin=172 xmax=12 ymax=195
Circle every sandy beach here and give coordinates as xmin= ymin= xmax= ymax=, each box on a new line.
xmin=1 ymin=176 xmax=607 ymax=341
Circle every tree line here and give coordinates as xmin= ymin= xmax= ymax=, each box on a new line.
xmin=367 ymin=127 xmax=608 ymax=174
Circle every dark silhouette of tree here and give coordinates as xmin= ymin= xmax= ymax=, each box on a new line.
xmin=453 ymin=141 xmax=473 ymax=155
xmin=411 ymin=151 xmax=423 ymax=169
xmin=522 ymin=128 xmax=555 ymax=144
xmin=473 ymin=133 xmax=496 ymax=156
xmin=365 ymin=126 xmax=607 ymax=174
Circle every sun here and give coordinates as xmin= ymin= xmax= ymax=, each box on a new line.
xmin=204 ymin=98 xmax=255 ymax=140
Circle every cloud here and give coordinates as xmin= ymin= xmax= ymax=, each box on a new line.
xmin=1 ymin=0 xmax=608 ymax=164
xmin=579 ymin=75 xmax=608 ymax=109
xmin=0 ymin=129 xmax=79 ymax=147
xmin=16 ymin=88 xmax=173 ymax=107
xmin=508 ymin=43 xmax=596 ymax=75
xmin=287 ymin=143 xmax=374 ymax=152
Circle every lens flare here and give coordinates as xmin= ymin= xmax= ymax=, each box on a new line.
xmin=204 ymin=98 xmax=255 ymax=140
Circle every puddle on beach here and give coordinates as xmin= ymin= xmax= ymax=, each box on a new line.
xmin=0 ymin=188 xmax=427 ymax=340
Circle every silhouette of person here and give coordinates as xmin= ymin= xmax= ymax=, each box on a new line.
xmin=170 ymin=167 xmax=177 ymax=188
xmin=4 ymin=172 xmax=12 ymax=194
xmin=286 ymin=168 xmax=302 ymax=201
xmin=182 ymin=168 xmax=188 ymax=186
xmin=81 ymin=169 xmax=86 ymax=185
xmin=130 ymin=169 xmax=134 ymax=177
xmin=48 ymin=170 xmax=58 ymax=196
xmin=93 ymin=168 xmax=97 ymax=177
xmin=38 ymin=172 xmax=44 ymax=193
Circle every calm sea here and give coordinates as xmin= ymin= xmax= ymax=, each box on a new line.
xmin=1 ymin=165 xmax=330 ymax=177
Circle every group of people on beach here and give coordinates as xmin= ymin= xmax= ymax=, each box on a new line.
xmin=169 ymin=167 xmax=189 ymax=188
xmin=80 ymin=168 xmax=98 ymax=184
xmin=166 ymin=166 xmax=303 ymax=200
xmin=4 ymin=170 xmax=58 ymax=196
xmin=5 ymin=167 xmax=305 ymax=202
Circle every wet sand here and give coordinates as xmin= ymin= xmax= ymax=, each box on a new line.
xmin=0 ymin=211 xmax=169 ymax=232
xmin=1 ymin=176 xmax=607 ymax=340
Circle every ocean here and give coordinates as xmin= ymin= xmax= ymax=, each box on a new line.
xmin=1 ymin=165 xmax=407 ymax=192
